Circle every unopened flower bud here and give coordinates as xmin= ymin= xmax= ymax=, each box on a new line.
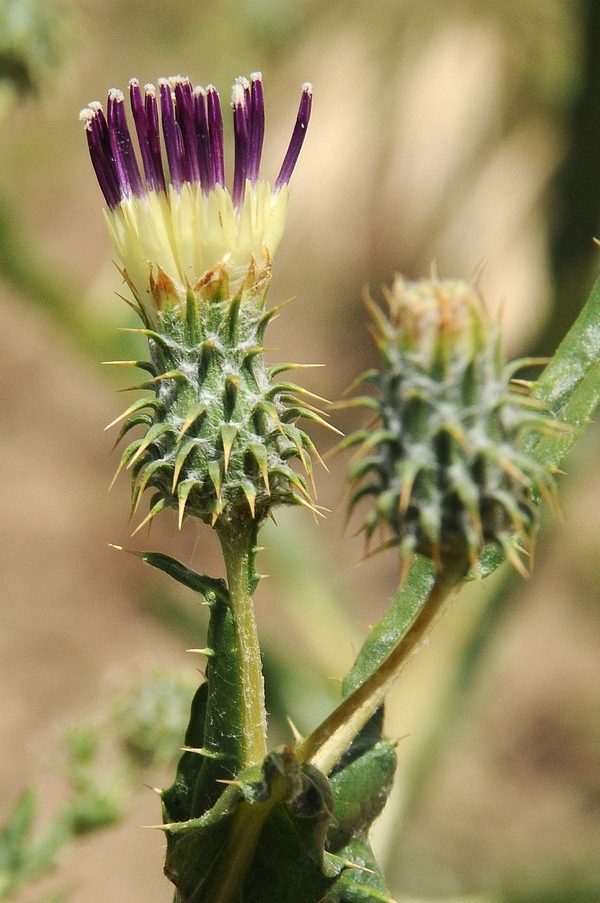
xmin=343 ymin=276 xmax=562 ymax=576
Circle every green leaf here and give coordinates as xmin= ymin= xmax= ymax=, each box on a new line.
xmin=527 ymin=269 xmax=600 ymax=459
xmin=164 ymin=748 xmax=343 ymax=903
xmin=342 ymin=557 xmax=436 ymax=696
xmin=134 ymin=550 xmax=229 ymax=606
xmin=327 ymin=717 xmax=397 ymax=853
xmin=135 ymin=550 xmax=245 ymax=878
xmin=324 ymin=834 xmax=393 ymax=902
xmin=186 ymin=587 xmax=244 ymax=817
xmin=162 ymin=682 xmax=209 ymax=824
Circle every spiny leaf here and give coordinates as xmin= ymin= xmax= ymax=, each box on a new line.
xmin=254 ymin=399 xmax=285 ymax=433
xmin=185 ymin=290 xmax=201 ymax=345
xmin=109 ymin=413 xmax=154 ymax=454
xmin=268 ymin=362 xmax=325 ymax=379
xmin=240 ymin=480 xmax=257 ymax=517
xmin=281 ymin=407 xmax=343 ymax=435
xmin=207 ymin=460 xmax=222 ymax=501
xmin=326 ymin=835 xmax=395 ymax=902
xmin=132 ymin=550 xmax=228 ymax=604
xmin=270 ymin=465 xmax=311 ymax=501
xmin=110 ymin=438 xmax=143 ymax=489
xmin=224 ymin=295 xmax=241 ymax=341
xmin=164 ymin=749 xmax=342 ymax=903
xmin=119 ymin=326 xmax=173 ymax=352
xmin=131 ymin=496 xmax=169 ymax=535
xmin=102 ymin=359 xmax=157 ymax=375
xmin=223 ymin=374 xmax=240 ymax=418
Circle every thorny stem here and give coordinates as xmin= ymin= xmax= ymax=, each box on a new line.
xmin=216 ymin=520 xmax=267 ymax=769
xmin=297 ymin=561 xmax=467 ymax=775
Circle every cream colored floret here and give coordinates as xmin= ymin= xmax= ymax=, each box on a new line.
xmin=104 ymin=181 xmax=290 ymax=315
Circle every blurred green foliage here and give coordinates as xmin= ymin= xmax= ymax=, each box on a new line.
xmin=0 ymin=672 xmax=197 ymax=902
xmin=0 ymin=0 xmax=68 ymax=104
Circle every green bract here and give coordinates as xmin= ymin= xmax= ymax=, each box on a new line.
xmin=110 ymin=266 xmax=326 ymax=531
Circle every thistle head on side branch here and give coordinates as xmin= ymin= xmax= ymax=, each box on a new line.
xmin=342 ymin=275 xmax=564 ymax=578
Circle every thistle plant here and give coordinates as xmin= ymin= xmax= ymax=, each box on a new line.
xmin=79 ymin=70 xmax=600 ymax=903
xmin=81 ymin=73 xmax=323 ymax=776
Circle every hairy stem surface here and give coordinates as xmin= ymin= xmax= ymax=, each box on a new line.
xmin=216 ymin=521 xmax=267 ymax=768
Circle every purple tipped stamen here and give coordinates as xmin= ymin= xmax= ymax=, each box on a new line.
xmin=274 ymin=82 xmax=312 ymax=192
xmin=81 ymin=107 xmax=121 ymax=208
xmin=82 ymin=75 xmax=311 ymax=209
xmin=232 ymin=82 xmax=249 ymax=208
xmin=107 ymin=89 xmax=145 ymax=198
xmin=129 ymin=80 xmax=166 ymax=194
xmin=173 ymin=78 xmax=201 ymax=185
xmin=247 ymin=72 xmax=265 ymax=185
xmin=143 ymin=85 xmax=167 ymax=194
xmin=193 ymin=87 xmax=213 ymax=191
xmin=159 ymin=79 xmax=185 ymax=191
xmin=206 ymin=86 xmax=225 ymax=188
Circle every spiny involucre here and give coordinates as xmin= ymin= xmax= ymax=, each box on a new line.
xmin=81 ymin=74 xmax=332 ymax=532
xmin=343 ymin=276 xmax=564 ymax=576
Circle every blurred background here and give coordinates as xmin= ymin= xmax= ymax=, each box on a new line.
xmin=0 ymin=0 xmax=599 ymax=901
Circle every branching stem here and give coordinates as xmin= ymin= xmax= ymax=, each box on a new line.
xmin=297 ymin=562 xmax=466 ymax=774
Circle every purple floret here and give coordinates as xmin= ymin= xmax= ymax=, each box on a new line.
xmin=82 ymin=74 xmax=312 ymax=208
xmin=82 ymin=107 xmax=121 ymax=209
xmin=173 ymin=78 xmax=201 ymax=185
xmin=129 ymin=80 xmax=166 ymax=194
xmin=107 ymin=89 xmax=144 ymax=198
xmin=159 ymin=80 xmax=185 ymax=191
xmin=193 ymin=87 xmax=212 ymax=191
xmin=206 ymin=86 xmax=225 ymax=188
xmin=232 ymin=81 xmax=249 ymax=208
xmin=143 ymin=86 xmax=167 ymax=194
xmin=274 ymin=83 xmax=312 ymax=192
xmin=247 ymin=73 xmax=265 ymax=186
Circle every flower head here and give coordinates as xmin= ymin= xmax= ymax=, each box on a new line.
xmin=80 ymin=74 xmax=312 ymax=325
xmin=82 ymin=73 xmax=324 ymax=532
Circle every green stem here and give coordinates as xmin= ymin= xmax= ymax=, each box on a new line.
xmin=297 ymin=563 xmax=465 ymax=775
xmin=203 ymin=780 xmax=289 ymax=903
xmin=216 ymin=520 xmax=267 ymax=768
